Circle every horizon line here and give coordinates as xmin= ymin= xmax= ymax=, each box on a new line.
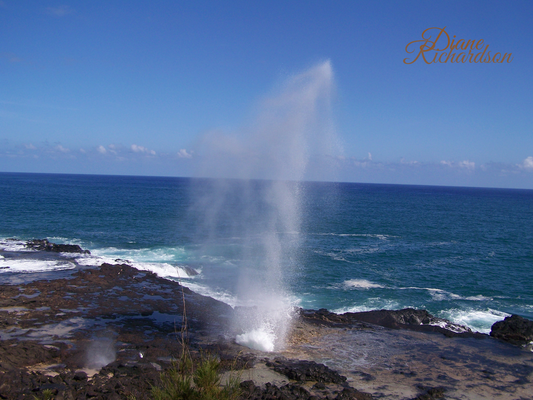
xmin=2 ymin=170 xmax=532 ymax=192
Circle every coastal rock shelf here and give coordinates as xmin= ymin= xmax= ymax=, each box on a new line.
xmin=24 ymin=239 xmax=91 ymax=255
xmin=1 ymin=241 xmax=533 ymax=399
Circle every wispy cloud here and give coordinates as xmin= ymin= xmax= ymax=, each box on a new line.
xmin=400 ymin=158 xmax=419 ymax=166
xmin=107 ymin=144 xmax=119 ymax=154
xmin=440 ymin=160 xmax=475 ymax=171
xmin=458 ymin=160 xmax=475 ymax=170
xmin=46 ymin=5 xmax=74 ymax=17
xmin=97 ymin=145 xmax=107 ymax=154
xmin=131 ymin=144 xmax=156 ymax=155
xmin=177 ymin=149 xmax=193 ymax=158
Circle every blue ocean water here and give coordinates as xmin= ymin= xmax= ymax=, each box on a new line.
xmin=1 ymin=172 xmax=532 ymax=333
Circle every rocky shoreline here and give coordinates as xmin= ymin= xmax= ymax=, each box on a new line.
xmin=1 ymin=241 xmax=533 ymax=399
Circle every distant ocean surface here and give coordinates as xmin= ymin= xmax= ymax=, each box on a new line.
xmin=1 ymin=172 xmax=532 ymax=334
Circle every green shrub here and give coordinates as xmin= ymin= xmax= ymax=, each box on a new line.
xmin=151 ymin=349 xmax=241 ymax=400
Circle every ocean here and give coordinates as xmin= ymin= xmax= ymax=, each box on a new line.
xmin=1 ymin=172 xmax=532 ymax=335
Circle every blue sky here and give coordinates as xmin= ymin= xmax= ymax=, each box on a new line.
xmin=1 ymin=1 xmax=532 ymax=188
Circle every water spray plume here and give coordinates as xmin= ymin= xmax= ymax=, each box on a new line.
xmin=192 ymin=61 xmax=337 ymax=351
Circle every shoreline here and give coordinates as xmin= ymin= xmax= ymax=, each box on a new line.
xmin=1 ymin=242 xmax=533 ymax=399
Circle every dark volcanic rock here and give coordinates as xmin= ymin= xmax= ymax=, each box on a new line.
xmin=490 ymin=314 xmax=533 ymax=345
xmin=238 ymin=359 xmax=374 ymax=399
xmin=335 ymin=387 xmax=373 ymax=400
xmin=299 ymin=308 xmax=479 ymax=338
xmin=0 ymin=261 xmax=236 ymax=399
xmin=411 ymin=387 xmax=446 ymax=399
xmin=240 ymin=380 xmax=312 ymax=400
xmin=239 ymin=380 xmax=373 ymax=400
xmin=25 ymin=238 xmax=90 ymax=254
xmin=267 ymin=358 xmax=347 ymax=384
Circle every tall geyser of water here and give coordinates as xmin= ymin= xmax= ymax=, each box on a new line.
xmin=192 ymin=61 xmax=337 ymax=351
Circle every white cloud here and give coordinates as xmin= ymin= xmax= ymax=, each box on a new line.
xmin=400 ymin=158 xmax=419 ymax=166
xmin=177 ymin=149 xmax=193 ymax=158
xmin=519 ymin=156 xmax=533 ymax=170
xmin=24 ymin=143 xmax=36 ymax=150
xmin=458 ymin=160 xmax=475 ymax=170
xmin=367 ymin=152 xmax=372 ymax=161
xmin=440 ymin=160 xmax=475 ymax=170
xmin=97 ymin=145 xmax=107 ymax=154
xmin=107 ymin=144 xmax=118 ymax=154
xmin=56 ymin=145 xmax=70 ymax=153
xmin=131 ymin=144 xmax=156 ymax=155
xmin=351 ymin=159 xmax=372 ymax=168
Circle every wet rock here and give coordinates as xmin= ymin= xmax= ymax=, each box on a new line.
xmin=313 ymin=382 xmax=326 ymax=390
xmin=335 ymin=387 xmax=373 ymax=400
xmin=239 ymin=380 xmax=313 ymax=400
xmin=490 ymin=314 xmax=533 ymax=345
xmin=73 ymin=370 xmax=87 ymax=381
xmin=411 ymin=387 xmax=446 ymax=399
xmin=25 ymin=239 xmax=90 ymax=254
xmin=267 ymin=358 xmax=346 ymax=384
xmin=240 ymin=380 xmax=373 ymax=400
xmin=299 ymin=308 xmax=478 ymax=337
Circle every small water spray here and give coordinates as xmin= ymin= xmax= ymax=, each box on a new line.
xmin=85 ymin=335 xmax=116 ymax=369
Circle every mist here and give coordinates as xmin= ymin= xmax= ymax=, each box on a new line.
xmin=190 ymin=60 xmax=339 ymax=351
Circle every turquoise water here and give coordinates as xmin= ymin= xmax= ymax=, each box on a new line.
xmin=1 ymin=172 xmax=532 ymax=333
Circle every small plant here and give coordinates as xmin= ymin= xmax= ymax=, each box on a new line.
xmin=151 ymin=349 xmax=241 ymax=400
xmin=33 ymin=389 xmax=54 ymax=400
xmin=151 ymin=279 xmax=242 ymax=400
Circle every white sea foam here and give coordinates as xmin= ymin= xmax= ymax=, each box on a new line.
xmin=312 ymin=233 xmax=395 ymax=239
xmin=427 ymin=289 xmax=492 ymax=302
xmin=91 ymin=246 xmax=187 ymax=263
xmin=0 ymin=244 xmax=196 ymax=280
xmin=399 ymin=286 xmax=492 ymax=302
xmin=130 ymin=262 xmax=193 ymax=279
xmin=179 ymin=281 xmax=238 ymax=308
xmin=48 ymin=237 xmax=84 ymax=246
xmin=0 ymin=239 xmax=32 ymax=252
xmin=76 ymin=253 xmax=195 ymax=280
xmin=439 ymin=308 xmax=510 ymax=333
xmin=332 ymin=299 xmax=402 ymax=314
xmin=464 ymin=294 xmax=493 ymax=301
xmin=82 ymin=246 xmax=196 ymax=280
xmin=344 ymin=279 xmax=385 ymax=289
xmin=0 ymin=258 xmax=76 ymax=274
